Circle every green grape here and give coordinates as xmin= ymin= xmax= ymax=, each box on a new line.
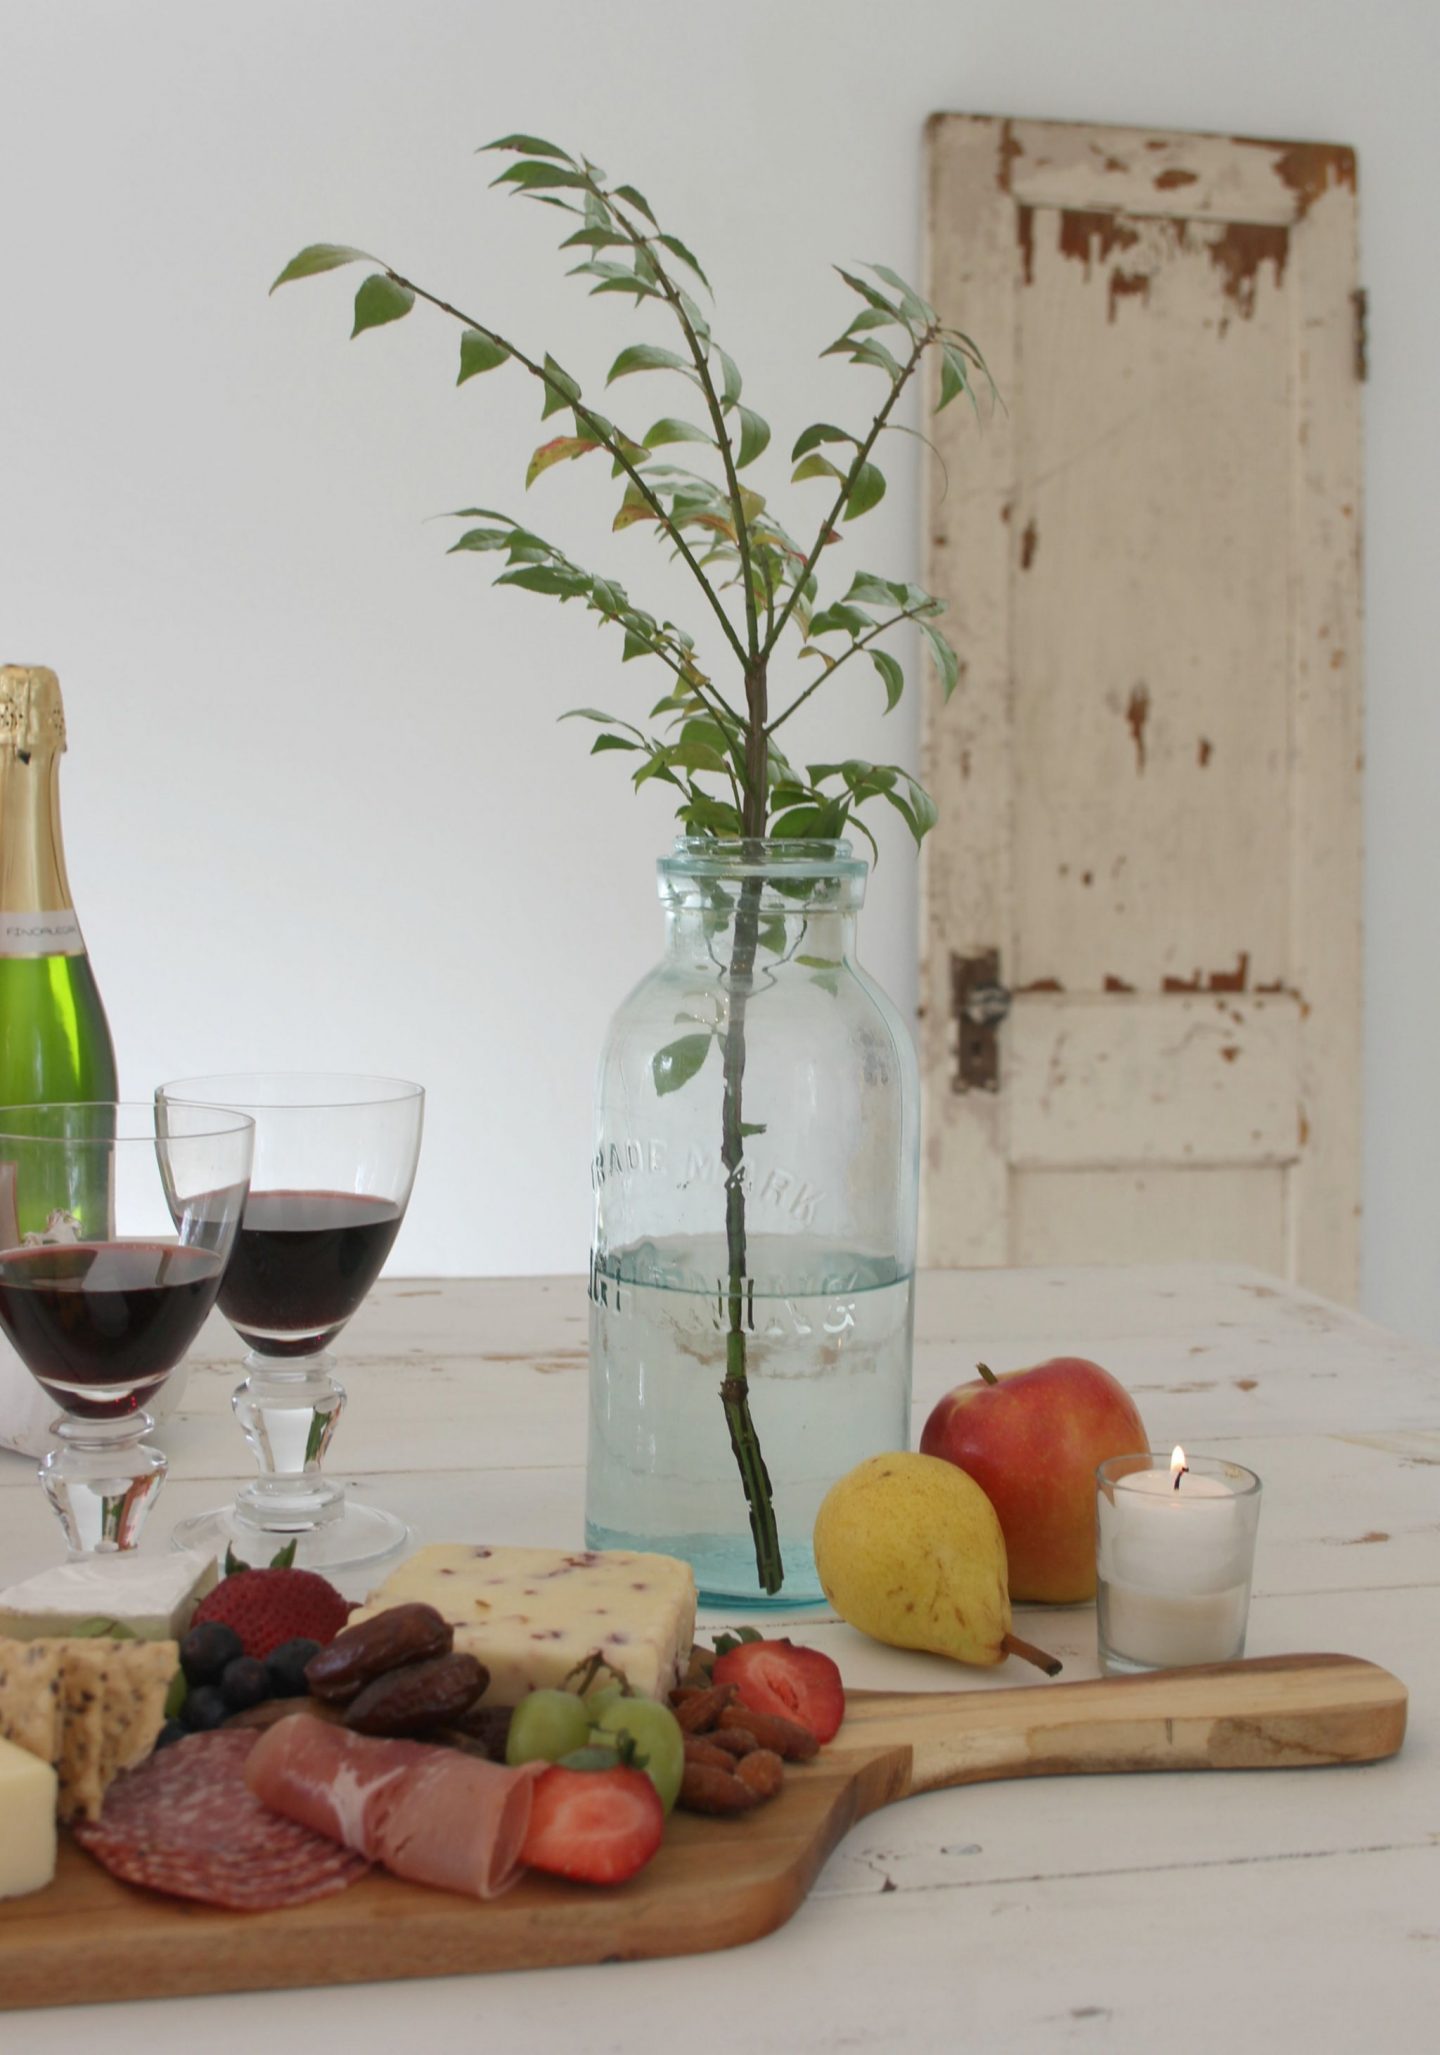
xmin=593 ymin=1697 xmax=685 ymax=1814
xmin=505 ymin=1687 xmax=591 ymax=1767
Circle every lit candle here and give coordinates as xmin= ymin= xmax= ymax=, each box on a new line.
xmin=1095 ymin=1448 xmax=1262 ymax=1675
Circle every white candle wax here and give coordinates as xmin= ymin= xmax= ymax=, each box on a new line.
xmin=1101 ymin=1468 xmax=1246 ymax=1594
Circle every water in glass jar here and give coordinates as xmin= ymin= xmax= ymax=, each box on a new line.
xmin=585 ymin=1234 xmax=914 ymax=1604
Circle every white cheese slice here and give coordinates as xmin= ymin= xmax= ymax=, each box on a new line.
xmin=0 ymin=1734 xmax=58 ymax=1898
xmin=354 ymin=1544 xmax=698 ymax=1708
xmin=0 ymin=1549 xmax=216 ymax=1644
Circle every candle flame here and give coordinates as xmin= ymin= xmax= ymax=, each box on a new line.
xmin=1171 ymin=1445 xmax=1188 ymax=1491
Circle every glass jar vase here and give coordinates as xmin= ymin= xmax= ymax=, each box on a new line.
xmin=585 ymin=838 xmax=918 ymax=1604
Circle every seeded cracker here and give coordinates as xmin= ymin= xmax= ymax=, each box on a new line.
xmin=53 ymin=1640 xmax=110 ymax=1822
xmin=0 ymin=1635 xmax=63 ymax=1765
xmin=95 ymin=1638 xmax=178 ymax=1780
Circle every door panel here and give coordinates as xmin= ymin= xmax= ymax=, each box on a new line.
xmin=920 ymin=116 xmax=1362 ymax=1296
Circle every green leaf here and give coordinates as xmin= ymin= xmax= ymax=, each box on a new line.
xmin=680 ymin=794 xmax=743 ymax=837
xmin=717 ymin=349 xmax=743 ymax=408
xmin=756 ymin=915 xmax=789 ymax=953
xmin=270 ymin=243 xmax=370 ymax=293
xmin=920 ymin=622 xmax=961 ymax=700
xmin=870 ymin=263 xmax=939 ymax=325
xmin=937 ymin=343 xmax=970 ymax=411
xmin=643 ymin=417 xmax=712 ymax=450
xmin=591 ymin=733 xmax=640 ymax=753
xmin=492 ymin=160 xmax=593 ymax=192
xmin=652 ymin=1031 xmax=713 ymax=1096
xmin=792 ymin=453 xmax=845 ymax=484
xmin=735 ymin=405 xmax=771 ymax=470
xmin=448 ymin=526 xmax=514 ymax=553
xmin=844 ymin=461 xmax=886 ymax=520
xmin=607 ymin=343 xmax=692 ymax=383
xmin=657 ymin=233 xmax=711 ymax=290
xmin=842 ymin=573 xmax=902 ymax=609
xmin=614 ymin=183 xmax=658 ymax=224
xmin=871 ymin=649 xmax=905 ymax=712
xmin=622 ymin=630 xmax=655 ymax=661
xmin=457 ymin=329 xmax=511 ymax=382
xmin=739 ymin=1121 xmax=768 ymax=1138
xmin=483 ymin=134 xmax=575 ymax=162
xmin=540 ymin=354 xmax=581 ymax=420
xmin=668 ymin=739 xmax=730 ymax=775
xmin=836 ymin=268 xmax=901 ymax=319
xmin=795 ymin=954 xmax=840 ymax=970
xmin=560 ymin=707 xmax=627 ymax=725
xmin=809 ymin=603 xmax=873 ymax=638
xmin=791 ymin=422 xmax=853 ymax=461
xmin=526 ymin=435 xmax=600 ymax=487
xmin=496 ymin=563 xmax=588 ymax=597
xmin=351 ymin=274 xmax=414 ymax=336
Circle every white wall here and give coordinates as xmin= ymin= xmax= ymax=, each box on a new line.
xmin=2 ymin=1 xmax=1436 ymax=1334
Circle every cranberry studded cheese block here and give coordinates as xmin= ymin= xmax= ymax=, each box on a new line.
xmin=351 ymin=1546 xmax=698 ymax=1707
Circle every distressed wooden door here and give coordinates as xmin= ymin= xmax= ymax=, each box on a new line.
xmin=919 ymin=115 xmax=1363 ymax=1297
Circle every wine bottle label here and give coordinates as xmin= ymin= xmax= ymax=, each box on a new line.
xmin=0 ymin=911 xmax=84 ymax=958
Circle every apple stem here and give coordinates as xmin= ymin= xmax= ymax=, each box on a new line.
xmin=1002 ymin=1632 xmax=1063 ymax=1677
xmin=976 ymin=1362 xmax=1000 ymax=1385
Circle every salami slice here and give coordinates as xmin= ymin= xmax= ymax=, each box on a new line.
xmin=73 ymin=1728 xmax=370 ymax=1909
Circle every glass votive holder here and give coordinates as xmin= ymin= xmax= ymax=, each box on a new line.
xmin=1095 ymin=1451 xmax=1262 ymax=1676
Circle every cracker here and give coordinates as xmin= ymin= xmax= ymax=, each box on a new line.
xmin=0 ymin=1634 xmax=63 ymax=1765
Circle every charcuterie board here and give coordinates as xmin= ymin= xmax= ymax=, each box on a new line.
xmin=0 ymin=1652 xmax=1406 ymax=2011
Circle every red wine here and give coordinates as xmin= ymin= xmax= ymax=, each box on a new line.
xmin=0 ymin=1241 xmax=224 ymax=1420
xmin=218 ymin=1190 xmax=402 ymax=1355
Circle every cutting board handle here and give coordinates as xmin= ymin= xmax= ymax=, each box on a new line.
xmin=843 ymin=1653 xmax=1407 ymax=1799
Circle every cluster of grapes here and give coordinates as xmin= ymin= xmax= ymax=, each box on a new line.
xmin=505 ymin=1681 xmax=686 ymax=1813
xmin=157 ymin=1623 xmax=324 ymax=1745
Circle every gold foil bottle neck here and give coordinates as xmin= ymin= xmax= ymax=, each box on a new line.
xmin=0 ymin=666 xmax=67 ymax=754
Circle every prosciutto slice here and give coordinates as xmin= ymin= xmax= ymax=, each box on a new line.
xmin=245 ymin=1714 xmax=545 ymax=1899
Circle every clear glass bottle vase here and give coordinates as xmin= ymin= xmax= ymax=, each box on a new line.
xmin=585 ymin=838 xmax=918 ymax=1604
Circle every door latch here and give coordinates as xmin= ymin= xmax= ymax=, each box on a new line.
xmin=950 ymin=949 xmax=1012 ymax=1093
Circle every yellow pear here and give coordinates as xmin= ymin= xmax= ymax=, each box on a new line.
xmin=813 ymin=1450 xmax=1014 ymax=1666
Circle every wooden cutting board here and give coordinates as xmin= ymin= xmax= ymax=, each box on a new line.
xmin=0 ymin=1651 xmax=1406 ymax=2011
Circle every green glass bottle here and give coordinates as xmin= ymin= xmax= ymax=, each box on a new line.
xmin=0 ymin=665 xmax=118 ymax=1236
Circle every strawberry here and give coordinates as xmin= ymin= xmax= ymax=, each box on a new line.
xmin=520 ymin=1764 xmax=665 ymax=1886
xmin=711 ymin=1637 xmax=845 ymax=1744
xmin=189 ymin=1566 xmax=350 ymax=1661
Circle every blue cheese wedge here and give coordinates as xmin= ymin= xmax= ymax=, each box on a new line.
xmin=0 ymin=1735 xmax=58 ymax=1898
xmin=355 ymin=1545 xmax=698 ymax=1707
xmin=0 ymin=1549 xmax=216 ymax=1643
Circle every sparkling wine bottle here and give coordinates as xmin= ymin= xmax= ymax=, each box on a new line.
xmin=0 ymin=664 xmax=118 ymax=1453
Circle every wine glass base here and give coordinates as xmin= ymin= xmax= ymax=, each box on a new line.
xmin=170 ymin=1501 xmax=413 ymax=1582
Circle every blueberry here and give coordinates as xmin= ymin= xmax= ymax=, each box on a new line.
xmin=180 ymin=1620 xmax=244 ymax=1686
xmin=154 ymin=1718 xmax=187 ymax=1750
xmin=180 ymin=1683 xmax=229 ymax=1732
xmin=266 ymin=1637 xmax=322 ymax=1698
xmin=220 ymin=1655 xmax=271 ymax=1712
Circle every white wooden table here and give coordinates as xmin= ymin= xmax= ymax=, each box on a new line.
xmin=1 ymin=1265 xmax=1436 ymax=2052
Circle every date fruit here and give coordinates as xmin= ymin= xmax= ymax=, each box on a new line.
xmin=344 ymin=1651 xmax=489 ymax=1735
xmin=305 ymin=1602 xmax=453 ymax=1702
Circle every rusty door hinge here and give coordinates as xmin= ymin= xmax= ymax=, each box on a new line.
xmin=1353 ymin=288 xmax=1368 ymax=383
xmin=950 ymin=949 xmax=1012 ymax=1093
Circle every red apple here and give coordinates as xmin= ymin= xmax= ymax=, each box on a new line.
xmin=919 ymin=1357 xmax=1147 ymax=1604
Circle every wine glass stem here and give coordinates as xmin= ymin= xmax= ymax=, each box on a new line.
xmin=40 ymin=1413 xmax=167 ymax=1555
xmin=231 ymin=1351 xmax=348 ymax=1534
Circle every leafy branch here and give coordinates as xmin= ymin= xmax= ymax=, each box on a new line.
xmin=272 ymin=133 xmax=988 ymax=1595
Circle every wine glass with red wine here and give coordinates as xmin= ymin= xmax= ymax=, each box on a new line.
xmin=156 ymin=1073 xmax=424 ymax=1574
xmin=0 ymin=1101 xmax=253 ymax=1553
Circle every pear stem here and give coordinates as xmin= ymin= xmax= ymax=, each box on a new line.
xmin=1002 ymin=1632 xmax=1063 ymax=1677
xmin=976 ymin=1362 xmax=1000 ymax=1385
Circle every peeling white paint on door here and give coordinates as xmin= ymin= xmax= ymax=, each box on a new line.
xmin=920 ymin=115 xmax=1362 ymax=1298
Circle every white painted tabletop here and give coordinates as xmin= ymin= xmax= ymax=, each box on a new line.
xmin=2 ymin=1264 xmax=1436 ymax=2053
